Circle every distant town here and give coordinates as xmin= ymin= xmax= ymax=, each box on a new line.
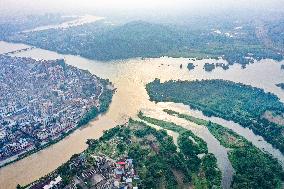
xmin=0 ymin=55 xmax=113 ymax=166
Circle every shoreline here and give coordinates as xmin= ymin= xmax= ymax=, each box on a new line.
xmin=0 ymin=71 xmax=115 ymax=169
xmin=0 ymin=107 xmax=111 ymax=169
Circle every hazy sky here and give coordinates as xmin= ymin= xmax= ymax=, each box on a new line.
xmin=1 ymin=0 xmax=284 ymax=18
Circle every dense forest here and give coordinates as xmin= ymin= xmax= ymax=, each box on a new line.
xmin=146 ymin=79 xmax=284 ymax=153
xmin=164 ymin=109 xmax=284 ymax=189
xmin=137 ymin=113 xmax=222 ymax=189
xmin=5 ymin=20 xmax=283 ymax=65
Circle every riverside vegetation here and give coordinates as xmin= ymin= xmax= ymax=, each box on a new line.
xmin=138 ymin=112 xmax=221 ymax=189
xmin=146 ymin=79 xmax=284 ymax=154
xmin=163 ymin=109 xmax=284 ymax=189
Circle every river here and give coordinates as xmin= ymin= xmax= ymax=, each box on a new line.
xmin=0 ymin=41 xmax=284 ymax=189
xmin=22 ymin=15 xmax=104 ymax=33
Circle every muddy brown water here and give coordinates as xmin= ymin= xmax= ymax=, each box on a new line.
xmin=0 ymin=41 xmax=284 ymax=189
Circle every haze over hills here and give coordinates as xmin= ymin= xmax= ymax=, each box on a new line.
xmin=4 ymin=18 xmax=284 ymax=64
xmin=1 ymin=0 xmax=284 ymax=23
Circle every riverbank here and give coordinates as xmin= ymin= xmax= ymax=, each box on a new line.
xmin=0 ymin=55 xmax=114 ymax=168
xmin=0 ymin=87 xmax=114 ymax=169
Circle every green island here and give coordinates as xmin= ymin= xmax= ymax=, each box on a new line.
xmin=203 ymin=63 xmax=230 ymax=72
xmin=20 ymin=118 xmax=221 ymax=189
xmin=146 ymin=79 xmax=284 ymax=154
xmin=162 ymin=109 xmax=284 ymax=189
xmin=203 ymin=63 xmax=216 ymax=72
xmin=187 ymin=63 xmax=195 ymax=71
xmin=276 ymin=83 xmax=284 ymax=90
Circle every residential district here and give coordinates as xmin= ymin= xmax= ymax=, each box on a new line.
xmin=0 ymin=55 xmax=110 ymax=166
xmin=27 ymin=154 xmax=139 ymax=189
